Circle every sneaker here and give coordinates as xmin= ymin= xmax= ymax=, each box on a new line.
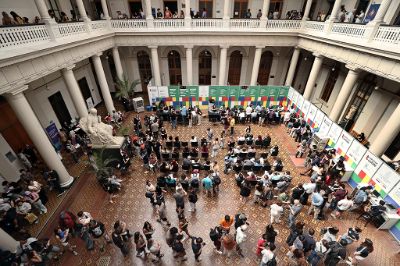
xmin=72 ymin=251 xmax=78 ymax=256
xmin=215 ymin=250 xmax=223 ymax=254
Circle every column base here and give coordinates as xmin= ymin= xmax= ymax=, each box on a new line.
xmin=60 ymin=175 xmax=75 ymax=188
xmin=146 ymin=18 xmax=154 ymax=28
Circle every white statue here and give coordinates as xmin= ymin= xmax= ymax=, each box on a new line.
xmin=345 ymin=105 xmax=357 ymax=120
xmin=79 ymin=108 xmax=121 ymax=145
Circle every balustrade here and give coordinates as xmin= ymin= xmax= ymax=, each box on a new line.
xmin=111 ymin=19 xmax=147 ymax=29
xmin=229 ymin=19 xmax=260 ymax=28
xmin=304 ymin=21 xmax=325 ymax=32
xmin=191 ymin=19 xmax=223 ymax=28
xmin=330 ymin=23 xmax=366 ymax=38
xmin=373 ymin=26 xmax=400 ymax=44
xmin=58 ymin=22 xmax=86 ymax=37
xmin=0 ymin=24 xmax=50 ymax=49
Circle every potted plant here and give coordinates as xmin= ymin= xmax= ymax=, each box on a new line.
xmin=115 ymin=76 xmax=140 ymax=111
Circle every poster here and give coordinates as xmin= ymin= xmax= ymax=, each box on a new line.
xmin=288 ymin=87 xmax=294 ymax=100
xmin=148 ymin=86 xmax=159 ymax=103
xmin=327 ymin=122 xmax=343 ymax=148
xmin=301 ymin=100 xmax=310 ymax=118
xmin=45 ymin=122 xmax=62 ymax=151
xmin=364 ymin=4 xmax=380 ymax=23
xmin=306 ymin=104 xmax=317 ymax=125
xmin=345 ymin=140 xmax=368 ymax=169
xmin=335 ymin=130 xmax=354 ymax=156
xmin=292 ymin=91 xmax=299 ymax=106
xmin=373 ymin=164 xmax=400 ymax=195
xmin=313 ymin=109 xmax=325 ymax=129
xmin=388 ymin=177 xmax=400 ymax=206
xmin=297 ymin=95 xmax=304 ymax=111
xmin=318 ymin=116 xmax=332 ymax=137
xmin=350 ymin=151 xmax=384 ymax=189
xmin=198 ymin=86 xmax=209 ymax=98
xmin=158 ymin=86 xmax=169 ymax=98
xmin=229 ymin=86 xmax=240 ymax=107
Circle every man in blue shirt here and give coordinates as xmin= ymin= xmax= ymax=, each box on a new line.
xmin=202 ymin=175 xmax=213 ymax=197
xmin=308 ymin=190 xmax=324 ymax=220
xmin=181 ymin=106 xmax=187 ymax=125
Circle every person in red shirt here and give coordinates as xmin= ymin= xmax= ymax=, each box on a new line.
xmin=256 ymin=234 xmax=268 ymax=256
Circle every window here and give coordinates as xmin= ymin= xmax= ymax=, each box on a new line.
xmin=269 ymin=0 xmax=283 ymax=17
xmin=167 ymin=50 xmax=182 ymax=85
xmin=233 ymin=0 xmax=248 ymax=18
xmin=137 ymin=51 xmax=152 ymax=91
xmin=320 ymin=64 xmax=340 ymax=102
xmin=199 ymin=50 xmax=212 ymax=85
xmin=227 ymin=50 xmax=243 ymax=85
xmin=199 ymin=0 xmax=213 ymax=18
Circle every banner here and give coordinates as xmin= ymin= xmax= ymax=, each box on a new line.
xmin=327 ymin=122 xmax=343 ymax=148
xmin=188 ymin=86 xmax=199 ymax=106
xmin=279 ymin=87 xmax=289 ymax=108
xmin=335 ymin=130 xmax=354 ymax=157
xmin=292 ymin=91 xmax=299 ymax=106
xmin=318 ymin=116 xmax=332 ymax=136
xmin=301 ymin=100 xmax=310 ymax=119
xmin=364 ymin=4 xmax=380 ymax=23
xmin=229 ymin=86 xmax=240 ymax=108
xmin=259 ymin=86 xmax=270 ymax=107
xmin=267 ymin=86 xmax=280 ymax=107
xmin=296 ymin=95 xmax=304 ymax=116
xmin=288 ymin=87 xmax=294 ymax=100
xmin=388 ymin=181 xmax=400 ymax=207
xmin=45 ymin=122 xmax=62 ymax=151
xmin=148 ymin=86 xmax=159 ymax=104
xmin=372 ymin=164 xmax=400 ymax=198
xmin=306 ymin=104 xmax=317 ymax=127
xmin=313 ymin=109 xmax=325 ymax=130
xmin=167 ymin=86 xmax=180 ymax=107
xmin=158 ymin=86 xmax=169 ymax=98
xmin=249 ymin=86 xmax=259 ymax=106
xmin=350 ymin=151 xmax=383 ymax=188
xmin=345 ymin=140 xmax=368 ymax=170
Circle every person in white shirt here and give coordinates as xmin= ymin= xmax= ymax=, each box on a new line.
xmin=270 ymin=202 xmax=284 ymax=224
xmin=355 ymin=10 xmax=364 ymax=23
xmin=302 ymin=181 xmax=316 ymax=204
xmin=236 ymin=224 xmax=247 ymax=257
xmin=331 ymin=195 xmax=354 ymax=219
xmin=273 ymin=10 xmax=279 ymax=19
xmin=260 ymin=243 xmax=276 ymax=266
xmin=77 ymin=211 xmax=92 ymax=226
xmin=345 ymin=10 xmax=355 ymax=23
xmin=245 ymin=106 xmax=253 ymax=122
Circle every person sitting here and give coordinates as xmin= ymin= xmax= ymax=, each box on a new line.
xmin=359 ymin=200 xmax=386 ymax=227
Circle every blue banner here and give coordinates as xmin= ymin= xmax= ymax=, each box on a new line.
xmin=45 ymin=122 xmax=62 ymax=151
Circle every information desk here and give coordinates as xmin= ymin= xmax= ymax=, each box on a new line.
xmin=369 ymin=195 xmax=400 ymax=230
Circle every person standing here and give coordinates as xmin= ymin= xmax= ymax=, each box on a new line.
xmin=134 ymin=231 xmax=148 ymax=258
xmin=172 ymin=234 xmax=187 ymax=262
xmin=170 ymin=110 xmax=177 ymax=129
xmin=188 ymin=188 xmax=198 ymax=212
xmin=222 ymin=233 xmax=236 ymax=257
xmin=260 ymin=243 xmax=276 ymax=266
xmin=288 ymin=199 xmax=303 ymax=229
xmin=236 ymin=224 xmax=248 ymax=257
xmin=219 ymin=214 xmax=234 ymax=234
xmin=191 ymin=236 xmax=206 ymax=262
xmin=308 ymin=190 xmax=324 ymax=220
xmin=202 ymin=174 xmax=213 ymax=197
xmin=229 ymin=116 xmax=235 ymax=135
xmin=270 ymin=202 xmax=284 ymax=224
xmin=210 ymin=225 xmax=223 ymax=254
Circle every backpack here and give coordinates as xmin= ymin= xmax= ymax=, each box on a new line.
xmin=209 ymin=227 xmax=219 ymax=241
xmin=213 ymin=175 xmax=221 ymax=185
xmin=266 ymin=255 xmax=277 ymax=266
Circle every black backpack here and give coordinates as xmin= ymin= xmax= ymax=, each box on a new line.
xmin=266 ymin=255 xmax=277 ymax=266
xmin=213 ymin=175 xmax=221 ymax=185
xmin=209 ymin=227 xmax=219 ymax=241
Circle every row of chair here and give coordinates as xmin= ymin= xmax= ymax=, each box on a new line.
xmin=161 ymin=151 xmax=269 ymax=161
xmin=164 ymin=139 xmax=270 ymax=149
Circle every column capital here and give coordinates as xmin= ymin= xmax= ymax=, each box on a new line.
xmin=5 ymin=85 xmax=29 ymax=97
xmin=63 ymin=64 xmax=76 ymax=72
xmin=255 ymin=46 xmax=265 ymax=50
xmin=313 ymin=52 xmax=323 ymax=58
xmin=294 ymin=46 xmax=301 ymax=50
xmin=345 ymin=64 xmax=360 ymax=73
xmin=148 ymin=46 xmax=158 ymax=49
xmin=112 ymin=46 xmax=119 ymax=51
xmin=184 ymin=45 xmax=194 ymax=49
xmin=220 ymin=45 xmax=229 ymax=49
xmin=93 ymin=52 xmax=102 ymax=58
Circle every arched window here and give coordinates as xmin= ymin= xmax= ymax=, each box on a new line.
xmin=257 ymin=51 xmax=273 ymax=85
xmin=167 ymin=50 xmax=182 ymax=85
xmin=227 ymin=50 xmax=243 ymax=85
xmin=199 ymin=50 xmax=212 ymax=85
xmin=137 ymin=51 xmax=152 ymax=91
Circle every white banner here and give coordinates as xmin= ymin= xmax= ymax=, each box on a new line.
xmin=301 ymin=100 xmax=310 ymax=118
xmin=327 ymin=122 xmax=343 ymax=147
xmin=336 ymin=130 xmax=354 ymax=155
xmin=314 ymin=109 xmax=325 ymax=129
xmin=292 ymin=91 xmax=299 ymax=105
xmin=319 ymin=116 xmax=332 ymax=137
xmin=346 ymin=140 xmax=368 ymax=169
xmin=199 ymin=86 xmax=209 ymax=98
xmin=158 ymin=86 xmax=169 ymax=98
xmin=374 ymin=164 xmax=400 ymax=194
xmin=148 ymin=86 xmax=159 ymax=103
xmin=354 ymin=151 xmax=383 ymax=179
xmin=306 ymin=104 xmax=317 ymax=123
xmin=297 ymin=95 xmax=304 ymax=111
xmin=288 ymin=87 xmax=294 ymax=100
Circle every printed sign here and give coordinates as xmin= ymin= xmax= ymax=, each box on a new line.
xmin=346 ymin=140 xmax=368 ymax=169
xmin=336 ymin=130 xmax=354 ymax=156
xmin=319 ymin=116 xmax=332 ymax=137
xmin=45 ymin=122 xmax=62 ymax=151
xmin=373 ymin=164 xmax=400 ymax=195
xmin=301 ymin=100 xmax=310 ymax=118
xmin=313 ymin=109 xmax=325 ymax=129
xmin=327 ymin=122 xmax=343 ymax=148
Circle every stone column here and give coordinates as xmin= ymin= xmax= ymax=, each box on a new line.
xmin=34 ymin=0 xmax=53 ymax=22
xmin=369 ymin=102 xmax=400 ymax=157
xmin=303 ymin=53 xmax=323 ymax=100
xmin=327 ymin=0 xmax=342 ymax=22
xmin=329 ymin=66 xmax=359 ymax=122
xmin=185 ymin=45 xmax=193 ymax=85
xmin=302 ymin=0 xmax=313 ymax=21
xmin=6 ymin=87 xmax=74 ymax=188
xmin=62 ymin=65 xmax=88 ymax=118
xmin=92 ymin=53 xmax=115 ymax=114
xmin=149 ymin=46 xmax=162 ymax=86
xmin=262 ymin=0 xmax=270 ymax=19
xmin=112 ymin=47 xmax=124 ymax=81
xmin=0 ymin=228 xmax=18 ymax=252
xmin=223 ymin=0 xmax=230 ymax=19
xmin=184 ymin=0 xmax=191 ymax=28
xmin=250 ymin=46 xmax=263 ymax=86
xmin=76 ymin=0 xmax=90 ymax=22
xmin=285 ymin=47 xmax=300 ymax=86
xmin=218 ymin=46 xmax=229 ymax=85
xmin=100 ymin=0 xmax=110 ymax=20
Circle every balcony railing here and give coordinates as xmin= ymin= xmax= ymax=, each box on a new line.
xmin=373 ymin=25 xmax=400 ymax=44
xmin=0 ymin=19 xmax=399 ymax=57
xmin=0 ymin=24 xmax=50 ymax=48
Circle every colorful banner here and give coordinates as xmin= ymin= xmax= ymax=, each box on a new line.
xmin=319 ymin=116 xmax=332 ymax=137
xmin=306 ymin=104 xmax=317 ymax=127
xmin=351 ymin=151 xmax=383 ymax=187
xmin=313 ymin=109 xmax=325 ymax=130
xmin=267 ymin=86 xmax=280 ymax=107
xmin=296 ymin=95 xmax=304 ymax=116
xmin=287 ymin=87 xmax=294 ymax=100
xmin=259 ymin=86 xmax=270 ymax=107
xmin=335 ymin=130 xmax=353 ymax=157
xmin=345 ymin=140 xmax=368 ymax=170
xmin=188 ymin=86 xmax=199 ymax=106
xmin=198 ymin=86 xmax=209 ymax=109
xmin=167 ymin=86 xmax=180 ymax=107
xmin=388 ymin=181 xmax=400 ymax=207
xmin=248 ymin=86 xmax=259 ymax=106
xmin=229 ymin=86 xmax=240 ymax=108
xmin=292 ymin=91 xmax=299 ymax=106
xmin=278 ymin=87 xmax=289 ymax=108
xmin=372 ymin=164 xmax=400 ymax=198
xmin=327 ymin=122 xmax=343 ymax=148
xmin=148 ymin=86 xmax=159 ymax=103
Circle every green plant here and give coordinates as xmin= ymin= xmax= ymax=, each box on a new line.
xmin=115 ymin=76 xmax=140 ymax=100
xmin=91 ymin=148 xmax=119 ymax=181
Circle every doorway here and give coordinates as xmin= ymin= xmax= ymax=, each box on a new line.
xmin=48 ymin=91 xmax=72 ymax=127
xmin=129 ymin=0 xmax=143 ymax=17
xmin=234 ymin=0 xmax=248 ymax=18
xmin=199 ymin=0 xmax=213 ymax=18
xmin=168 ymin=50 xmax=182 ymax=85
xmin=78 ymin=77 xmax=93 ymax=108
xmin=137 ymin=51 xmax=152 ymax=92
xmin=227 ymin=50 xmax=243 ymax=85
xmin=199 ymin=50 xmax=212 ymax=85
xmin=257 ymin=51 xmax=273 ymax=85
xmin=164 ymin=1 xmax=178 ymax=13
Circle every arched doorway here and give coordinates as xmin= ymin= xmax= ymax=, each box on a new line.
xmin=227 ymin=50 xmax=243 ymax=85
xmin=167 ymin=50 xmax=182 ymax=85
xmin=199 ymin=50 xmax=212 ymax=85
xmin=257 ymin=51 xmax=273 ymax=85
xmin=137 ymin=51 xmax=152 ymax=91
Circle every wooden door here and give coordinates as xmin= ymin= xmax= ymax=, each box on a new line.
xmin=227 ymin=50 xmax=243 ymax=85
xmin=168 ymin=50 xmax=182 ymax=85
xmin=199 ymin=50 xmax=212 ymax=85
xmin=137 ymin=51 xmax=152 ymax=91
xmin=234 ymin=0 xmax=248 ymax=18
xmin=257 ymin=51 xmax=273 ymax=85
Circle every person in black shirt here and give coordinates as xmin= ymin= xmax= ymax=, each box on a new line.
xmin=291 ymin=183 xmax=305 ymax=203
xmin=191 ymin=236 xmax=206 ymax=262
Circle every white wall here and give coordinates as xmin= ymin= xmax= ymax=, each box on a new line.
xmin=26 ymin=61 xmax=101 ymax=129
xmin=0 ymin=134 xmax=23 ymax=182
xmin=0 ymin=0 xmax=40 ymax=23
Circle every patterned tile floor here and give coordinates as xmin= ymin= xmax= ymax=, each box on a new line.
xmin=38 ymin=110 xmax=400 ymax=266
